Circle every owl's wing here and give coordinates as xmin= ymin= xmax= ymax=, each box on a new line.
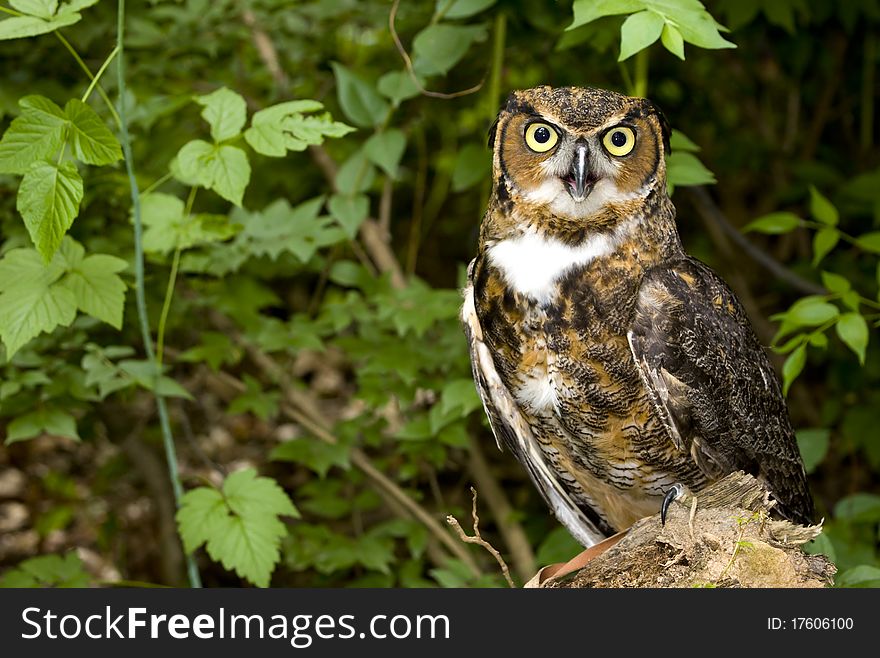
xmin=461 ymin=260 xmax=608 ymax=547
xmin=627 ymin=257 xmax=813 ymax=524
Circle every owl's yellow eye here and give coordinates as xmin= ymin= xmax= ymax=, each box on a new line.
xmin=602 ymin=126 xmax=636 ymax=156
xmin=524 ymin=122 xmax=559 ymax=153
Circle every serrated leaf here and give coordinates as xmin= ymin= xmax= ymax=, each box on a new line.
xmin=195 ymin=87 xmax=247 ymax=142
xmin=619 ymin=10 xmax=664 ymax=61
xmin=795 ymin=428 xmax=830 ymax=474
xmin=59 ymin=251 xmax=127 ymax=328
xmin=0 ymin=12 xmax=80 ymax=41
xmin=836 ymin=312 xmax=868 ymax=364
xmin=744 ymin=211 xmax=801 ymax=234
xmin=17 ymin=160 xmax=83 ymax=262
xmin=270 ymin=438 xmax=351 ymax=478
xmin=364 ymin=129 xmax=406 ymax=178
xmin=0 ymin=95 xmax=67 ymax=174
xmin=412 ymin=23 xmax=487 ymax=77
xmin=179 ymin=332 xmax=240 ymax=371
xmin=0 ymin=552 xmax=90 ymax=588
xmin=228 ymin=374 xmax=279 ymax=420
xmin=176 ymin=469 xmax=298 ymax=587
xmin=330 ymin=62 xmax=389 ymax=128
xmin=6 ymin=407 xmax=79 ymax=444
xmin=808 ymin=185 xmax=838 ymax=226
xmin=174 ymin=140 xmax=250 ymax=206
xmin=660 ymin=22 xmax=685 ymax=59
xmin=0 ymin=247 xmax=76 ymax=357
xmin=782 ymin=344 xmax=806 ymax=395
xmin=244 ymin=101 xmax=353 ymax=157
xmin=812 ymin=228 xmax=839 ymax=266
xmin=328 ymin=194 xmax=369 ymax=239
xmin=64 ymin=98 xmax=122 ymax=166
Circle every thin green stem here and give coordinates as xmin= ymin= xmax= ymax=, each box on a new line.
xmin=142 ymin=172 xmax=173 ymax=196
xmin=54 ymin=31 xmax=122 ymax=128
xmin=633 ymin=48 xmax=649 ymax=98
xmin=0 ymin=6 xmax=22 ymax=16
xmin=116 ymin=0 xmax=201 ymax=588
xmin=156 ymin=246 xmax=181 ymax=367
xmin=82 ymin=46 xmax=119 ymax=104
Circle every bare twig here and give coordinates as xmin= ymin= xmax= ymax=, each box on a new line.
xmin=447 ymin=487 xmax=515 ymax=587
xmin=389 ymin=0 xmax=484 ymax=99
xmin=467 ymin=437 xmax=536 ymax=580
xmin=242 ymin=9 xmax=289 ymax=91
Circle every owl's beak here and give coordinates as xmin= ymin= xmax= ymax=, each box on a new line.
xmin=566 ymin=142 xmax=594 ymax=202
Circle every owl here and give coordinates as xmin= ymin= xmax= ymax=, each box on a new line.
xmin=461 ymin=86 xmax=813 ymax=547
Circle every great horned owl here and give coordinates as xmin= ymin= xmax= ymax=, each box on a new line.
xmin=461 ymin=86 xmax=813 ymax=547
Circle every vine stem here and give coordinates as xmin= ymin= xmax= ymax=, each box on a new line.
xmin=54 ymin=32 xmax=122 ymax=128
xmin=82 ymin=45 xmax=119 ymax=103
xmin=116 ymin=0 xmax=201 ymax=588
xmin=157 ymin=187 xmax=195 ymax=366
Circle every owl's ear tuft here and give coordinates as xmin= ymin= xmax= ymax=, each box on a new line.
xmin=645 ymin=100 xmax=671 ymax=155
xmin=487 ymin=115 xmax=500 ymax=149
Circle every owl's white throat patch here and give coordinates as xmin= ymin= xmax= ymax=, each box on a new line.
xmin=487 ymin=221 xmax=636 ymax=305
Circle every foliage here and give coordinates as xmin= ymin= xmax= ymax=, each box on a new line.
xmin=0 ymin=0 xmax=879 ymax=589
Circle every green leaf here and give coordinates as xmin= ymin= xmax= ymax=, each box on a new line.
xmin=140 ymin=192 xmax=237 ymax=254
xmin=63 ymin=98 xmax=122 ymax=166
xmin=228 ymin=374 xmax=279 ymax=420
xmin=795 ymin=428 xmax=830 ymax=474
xmin=335 ymin=149 xmax=376 ymax=195
xmin=17 ymin=160 xmax=83 ymax=262
xmin=836 ymin=312 xmax=868 ymax=364
xmin=6 ymin=407 xmax=79 ymax=444
xmin=439 ymin=379 xmax=482 ymax=419
xmin=786 ymin=297 xmax=839 ymax=327
xmin=176 ymin=469 xmax=298 ymax=587
xmin=855 ymin=231 xmax=880 ymax=254
xmin=328 ymin=194 xmax=369 ymax=239
xmin=834 ymin=493 xmax=880 ymax=523
xmin=179 ymin=332 xmax=240 ymax=371
xmin=666 ymin=151 xmax=715 ymax=191
xmin=535 ymin=526 xmax=583 ymax=565
xmin=669 ymin=130 xmax=700 ymax=152
xmin=377 ymin=70 xmax=421 ymax=106
xmin=836 ymin=565 xmax=880 ymax=588
xmin=660 ymin=23 xmax=685 ymax=59
xmin=330 ymin=62 xmax=389 ymax=128
xmin=244 ymin=101 xmax=353 ymax=157
xmin=812 ymin=228 xmax=839 ymax=266
xmin=0 ymin=247 xmax=76 ymax=357
xmin=0 ymin=552 xmax=90 ymax=588
xmin=820 ymin=271 xmax=850 ymax=294
xmin=808 ymin=185 xmax=838 ymax=226
xmin=743 ymin=211 xmax=801 ymax=234
xmin=0 ymin=12 xmax=80 ymax=40
xmin=437 ymin=0 xmax=496 ymax=19
xmin=270 ymin=438 xmax=351 ymax=478
xmin=195 ymin=87 xmax=248 ymax=142
xmin=58 ymin=248 xmax=127 ymax=329
xmin=0 ymin=95 xmax=67 ymax=175
xmin=452 ymin=143 xmax=492 ymax=191
xmin=174 ymin=140 xmax=250 ymax=206
xmin=236 ymin=197 xmax=341 ymax=263
xmin=781 ymin=344 xmax=806 ymax=396
xmin=412 ymin=23 xmax=487 ymax=77
xmin=364 ymin=129 xmax=406 ymax=178
xmin=568 ymin=0 xmax=642 ymax=29
xmin=10 ymin=1 xmax=58 ymax=19
xmin=618 ymin=10 xmax=664 ymax=61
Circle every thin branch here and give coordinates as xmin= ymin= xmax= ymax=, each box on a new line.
xmin=467 ymin=437 xmax=536 ymax=580
xmin=686 ymin=187 xmax=826 ymax=296
xmin=389 ymin=0 xmax=484 ymax=99
xmin=242 ymin=9 xmax=289 ymax=91
xmin=447 ymin=487 xmax=515 ymax=588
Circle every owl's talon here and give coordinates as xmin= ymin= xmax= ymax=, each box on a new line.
xmin=660 ymin=483 xmax=685 ymax=525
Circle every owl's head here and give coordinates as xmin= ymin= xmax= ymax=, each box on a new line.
xmin=489 ymin=86 xmax=670 ymax=226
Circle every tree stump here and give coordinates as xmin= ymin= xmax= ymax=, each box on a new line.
xmin=528 ymin=472 xmax=835 ymax=588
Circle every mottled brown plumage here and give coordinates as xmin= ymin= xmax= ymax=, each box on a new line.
xmin=461 ymin=86 xmax=813 ymax=547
